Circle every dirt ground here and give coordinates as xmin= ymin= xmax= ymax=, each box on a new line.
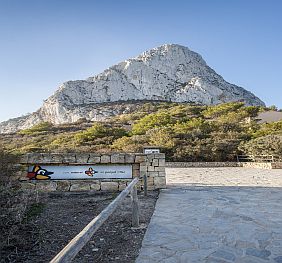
xmin=1 ymin=190 xmax=158 ymax=263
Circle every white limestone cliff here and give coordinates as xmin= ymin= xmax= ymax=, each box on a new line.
xmin=0 ymin=44 xmax=265 ymax=133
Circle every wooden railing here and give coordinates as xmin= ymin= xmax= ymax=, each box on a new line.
xmin=50 ymin=177 xmax=140 ymax=263
xmin=236 ymin=155 xmax=281 ymax=163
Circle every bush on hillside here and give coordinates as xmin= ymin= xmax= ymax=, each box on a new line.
xmin=202 ymin=102 xmax=245 ymax=118
xmin=112 ymin=135 xmax=148 ymax=152
xmin=147 ymin=127 xmax=175 ymax=149
xmin=75 ymin=123 xmax=127 ymax=144
xmin=131 ymin=111 xmax=174 ymax=135
xmin=252 ymin=120 xmax=282 ymax=138
xmin=239 ymin=134 xmax=282 ymax=157
xmin=19 ymin=122 xmax=54 ymax=135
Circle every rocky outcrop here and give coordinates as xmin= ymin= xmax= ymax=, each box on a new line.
xmin=0 ymin=44 xmax=265 ymax=133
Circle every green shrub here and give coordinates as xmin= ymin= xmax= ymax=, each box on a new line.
xmin=202 ymin=102 xmax=245 ymax=118
xmin=252 ymin=120 xmax=282 ymax=138
xmin=112 ymin=135 xmax=148 ymax=152
xmin=75 ymin=123 xmax=127 ymax=143
xmin=147 ymin=128 xmax=175 ymax=149
xmin=239 ymin=134 xmax=282 ymax=156
xmin=132 ymin=111 xmax=174 ymax=135
xmin=19 ymin=122 xmax=54 ymax=135
xmin=173 ymin=118 xmax=212 ymax=135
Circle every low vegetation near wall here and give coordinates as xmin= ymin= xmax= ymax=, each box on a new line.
xmin=0 ymin=147 xmax=39 ymax=259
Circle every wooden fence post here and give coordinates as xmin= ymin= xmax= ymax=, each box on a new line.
xmin=143 ymin=174 xmax=148 ymax=196
xmin=131 ymin=185 xmax=139 ymax=227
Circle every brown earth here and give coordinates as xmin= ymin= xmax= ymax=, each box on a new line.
xmin=0 ymin=190 xmax=158 ymax=263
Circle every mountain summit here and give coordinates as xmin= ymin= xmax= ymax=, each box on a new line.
xmin=0 ymin=44 xmax=265 ymax=133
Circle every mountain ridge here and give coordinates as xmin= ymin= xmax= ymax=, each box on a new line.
xmin=0 ymin=44 xmax=265 ymax=133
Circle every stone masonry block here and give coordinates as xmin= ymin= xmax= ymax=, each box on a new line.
xmin=63 ymin=154 xmax=76 ymax=163
xmin=155 ymin=166 xmax=165 ymax=172
xmin=152 ymin=159 xmax=159 ymax=166
xmin=154 ymin=153 xmax=165 ymax=159
xmin=27 ymin=153 xmax=43 ymax=164
xmin=111 ymin=154 xmax=125 ymax=163
xmin=140 ymin=164 xmax=147 ymax=172
xmin=118 ymin=181 xmax=128 ymax=191
xmin=88 ymin=154 xmax=101 ymax=163
xmin=135 ymin=155 xmax=146 ymax=163
xmin=154 ymin=177 xmax=166 ymax=189
xmin=50 ymin=154 xmax=64 ymax=163
xmin=140 ymin=171 xmax=147 ymax=177
xmin=70 ymin=182 xmax=91 ymax=191
xmin=101 ymin=155 xmax=111 ymax=163
xmin=125 ymin=154 xmax=135 ymax=163
xmin=132 ymin=163 xmax=140 ymax=170
xmin=158 ymin=159 xmax=166 ymax=167
xmin=101 ymin=181 xmax=119 ymax=191
xmin=146 ymin=176 xmax=154 ymax=187
xmin=158 ymin=171 xmax=166 ymax=177
xmin=90 ymin=181 xmax=101 ymax=191
xmin=147 ymin=166 xmax=155 ymax=172
xmin=139 ymin=176 xmax=154 ymax=190
xmin=147 ymin=171 xmax=159 ymax=177
xmin=133 ymin=169 xmax=140 ymax=177
xmin=56 ymin=181 xmax=71 ymax=191
xmin=146 ymin=155 xmax=154 ymax=162
xmin=36 ymin=181 xmax=57 ymax=191
xmin=76 ymin=153 xmax=90 ymax=163
xmin=40 ymin=153 xmax=52 ymax=163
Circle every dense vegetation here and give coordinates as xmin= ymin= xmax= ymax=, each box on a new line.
xmin=0 ymin=102 xmax=281 ymax=161
xmin=0 ymin=146 xmax=35 ymax=257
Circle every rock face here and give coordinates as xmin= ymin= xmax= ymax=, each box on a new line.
xmin=0 ymin=44 xmax=265 ymax=133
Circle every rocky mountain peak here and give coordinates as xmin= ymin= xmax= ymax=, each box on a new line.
xmin=0 ymin=44 xmax=265 ymax=133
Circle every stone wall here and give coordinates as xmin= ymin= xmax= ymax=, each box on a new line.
xmin=166 ymin=162 xmax=282 ymax=169
xmin=19 ymin=153 xmax=166 ymax=192
xmin=166 ymin=162 xmax=241 ymax=168
xmin=272 ymin=162 xmax=282 ymax=169
xmin=241 ymin=162 xmax=273 ymax=169
xmin=242 ymin=162 xmax=282 ymax=169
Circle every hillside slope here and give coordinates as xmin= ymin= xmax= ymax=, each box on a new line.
xmin=1 ymin=102 xmax=281 ymax=162
xmin=0 ymin=44 xmax=265 ymax=133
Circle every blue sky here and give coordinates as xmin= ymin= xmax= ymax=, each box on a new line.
xmin=0 ymin=0 xmax=281 ymax=122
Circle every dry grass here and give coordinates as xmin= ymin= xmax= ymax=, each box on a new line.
xmin=0 ymin=147 xmax=39 ymax=261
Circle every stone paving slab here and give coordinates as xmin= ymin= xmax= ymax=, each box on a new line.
xmin=136 ymin=168 xmax=282 ymax=263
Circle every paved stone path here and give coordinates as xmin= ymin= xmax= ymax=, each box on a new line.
xmin=136 ymin=168 xmax=282 ymax=263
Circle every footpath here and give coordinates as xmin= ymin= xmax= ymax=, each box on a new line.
xmin=136 ymin=167 xmax=282 ymax=263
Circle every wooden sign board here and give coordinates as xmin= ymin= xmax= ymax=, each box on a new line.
xmin=27 ymin=164 xmax=132 ymax=180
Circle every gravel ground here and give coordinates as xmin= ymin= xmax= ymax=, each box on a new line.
xmin=1 ymin=190 xmax=158 ymax=263
xmin=166 ymin=167 xmax=282 ymax=187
